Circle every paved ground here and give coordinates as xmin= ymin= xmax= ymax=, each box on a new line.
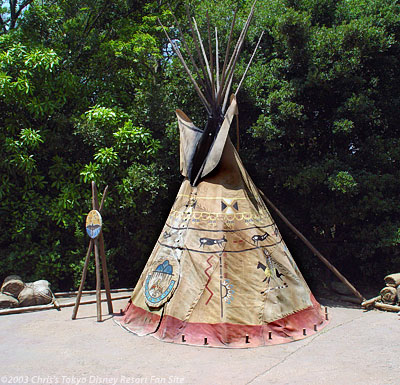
xmin=0 ymin=296 xmax=399 ymax=385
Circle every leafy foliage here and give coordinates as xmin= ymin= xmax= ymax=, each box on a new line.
xmin=243 ymin=0 xmax=400 ymax=284
xmin=0 ymin=0 xmax=399 ymax=291
xmin=0 ymin=0 xmax=172 ymax=289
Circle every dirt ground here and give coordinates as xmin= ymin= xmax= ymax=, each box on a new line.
xmin=0 ymin=295 xmax=399 ymax=385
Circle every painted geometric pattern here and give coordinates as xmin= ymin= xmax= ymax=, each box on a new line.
xmin=143 ymin=257 xmax=179 ymax=308
xmin=118 ymin=139 xmax=327 ymax=347
xmin=145 ymin=182 xmax=313 ymax=325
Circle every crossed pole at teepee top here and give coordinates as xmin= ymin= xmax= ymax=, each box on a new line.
xmin=72 ymin=182 xmax=113 ymax=322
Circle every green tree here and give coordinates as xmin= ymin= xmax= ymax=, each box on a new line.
xmin=0 ymin=0 xmax=399 ymax=293
xmin=242 ymin=0 xmax=400 ymax=285
xmin=0 ymin=0 xmax=173 ymax=289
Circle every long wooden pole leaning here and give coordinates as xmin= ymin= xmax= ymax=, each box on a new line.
xmin=258 ymin=189 xmax=366 ymax=303
xmin=1 ymin=294 xmax=131 ymax=316
xmin=374 ymin=302 xmax=400 ymax=312
xmin=71 ymin=240 xmax=94 ymax=320
xmin=94 ymin=238 xmax=102 ymax=322
xmin=235 ymin=114 xmax=240 ymax=152
xmin=92 ymin=183 xmax=113 ymax=315
xmin=72 ymin=183 xmax=112 ymax=321
xmin=361 ymin=295 xmax=381 ymax=309
xmin=98 ymin=232 xmax=113 ymax=314
xmin=92 ymin=183 xmax=105 ymax=321
xmin=56 ymin=288 xmax=132 ymax=297
xmin=91 ymin=182 xmax=102 ymax=321
xmin=91 ymin=182 xmax=102 ymax=322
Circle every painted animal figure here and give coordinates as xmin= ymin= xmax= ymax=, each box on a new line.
xmin=275 ymin=270 xmax=285 ymax=280
xmin=199 ymin=236 xmax=227 ymax=248
xmin=257 ymin=261 xmax=285 ymax=283
xmin=257 ymin=261 xmax=271 ymax=282
xmin=252 ymin=231 xmax=269 ymax=245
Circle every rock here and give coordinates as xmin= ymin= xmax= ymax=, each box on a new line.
xmin=1 ymin=275 xmax=24 ymax=298
xmin=0 ymin=293 xmax=19 ymax=308
xmin=18 ymin=280 xmax=52 ymax=307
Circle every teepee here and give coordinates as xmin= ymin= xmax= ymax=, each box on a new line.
xmin=115 ymin=2 xmax=328 ymax=348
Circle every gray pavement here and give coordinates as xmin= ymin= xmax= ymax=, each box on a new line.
xmin=0 ymin=297 xmax=399 ymax=385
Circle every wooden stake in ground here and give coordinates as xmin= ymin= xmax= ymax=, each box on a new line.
xmin=72 ymin=182 xmax=113 ymax=321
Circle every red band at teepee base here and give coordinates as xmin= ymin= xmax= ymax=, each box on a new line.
xmin=115 ymin=294 xmax=328 ymax=348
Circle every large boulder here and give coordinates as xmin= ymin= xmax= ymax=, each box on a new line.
xmin=18 ymin=280 xmax=52 ymax=307
xmin=1 ymin=275 xmax=24 ymax=298
xmin=0 ymin=293 xmax=19 ymax=308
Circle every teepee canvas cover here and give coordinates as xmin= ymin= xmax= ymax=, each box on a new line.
xmin=115 ymin=3 xmax=328 ymax=348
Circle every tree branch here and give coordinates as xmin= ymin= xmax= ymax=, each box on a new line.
xmin=9 ymin=0 xmax=18 ymax=29
xmin=1 ymin=0 xmax=34 ymax=32
xmin=14 ymin=0 xmax=34 ymax=20
xmin=0 ymin=14 xmax=7 ymax=34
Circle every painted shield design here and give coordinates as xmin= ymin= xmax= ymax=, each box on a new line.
xmin=144 ymin=257 xmax=180 ymax=308
xmin=86 ymin=210 xmax=102 ymax=239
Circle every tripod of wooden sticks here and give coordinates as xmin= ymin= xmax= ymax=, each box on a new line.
xmin=72 ymin=182 xmax=113 ymax=322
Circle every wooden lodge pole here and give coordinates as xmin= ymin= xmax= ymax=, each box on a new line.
xmin=92 ymin=182 xmax=102 ymax=322
xmin=93 ymin=183 xmax=113 ymax=315
xmin=71 ymin=240 xmax=94 ymax=320
xmin=235 ymin=115 xmax=240 ymax=152
xmin=374 ymin=302 xmax=400 ymax=312
xmin=72 ymin=182 xmax=113 ymax=321
xmin=1 ymin=294 xmax=131 ymax=316
xmin=94 ymin=238 xmax=102 ymax=322
xmin=98 ymin=232 xmax=113 ymax=314
xmin=361 ymin=296 xmax=381 ymax=309
xmin=56 ymin=288 xmax=132 ymax=297
xmin=258 ymin=189 xmax=366 ymax=303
